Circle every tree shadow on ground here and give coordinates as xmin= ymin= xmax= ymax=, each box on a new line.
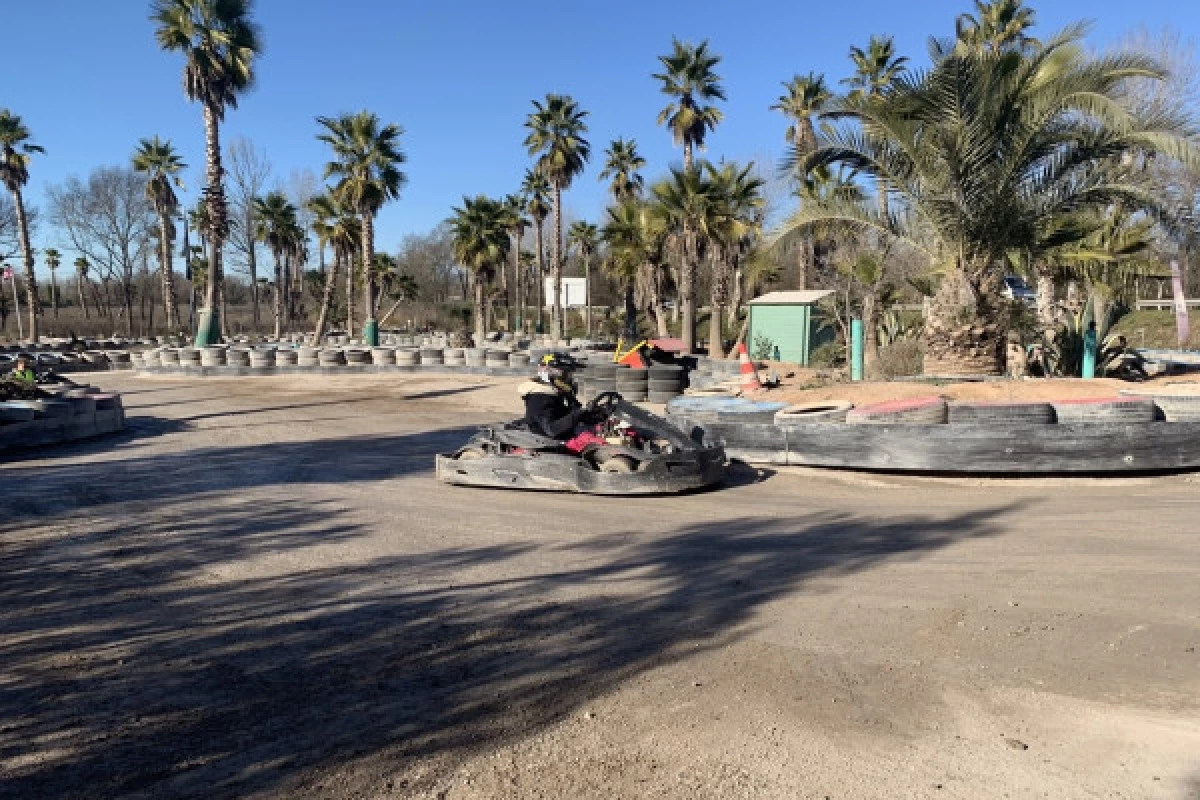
xmin=2 ymin=426 xmax=479 ymax=518
xmin=0 ymin=491 xmax=1017 ymax=799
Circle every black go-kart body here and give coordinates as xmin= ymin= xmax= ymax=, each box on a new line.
xmin=435 ymin=397 xmax=726 ymax=495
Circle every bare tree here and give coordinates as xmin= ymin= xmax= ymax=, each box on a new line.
xmin=225 ymin=137 xmax=272 ymax=330
xmin=48 ymin=167 xmax=155 ymax=336
xmin=0 ymin=194 xmax=36 ymax=263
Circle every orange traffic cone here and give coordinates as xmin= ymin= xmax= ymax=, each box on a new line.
xmin=737 ymin=341 xmax=763 ymax=392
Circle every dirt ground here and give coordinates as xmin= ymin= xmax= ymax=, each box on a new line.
xmin=1 ymin=373 xmax=1198 ymax=800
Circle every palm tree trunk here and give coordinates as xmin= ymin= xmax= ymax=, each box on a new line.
xmin=199 ymin=102 xmax=225 ymax=345
xmin=534 ymin=219 xmax=546 ymax=332
xmin=797 ymin=235 xmax=813 ymax=290
xmin=684 ymin=140 xmax=693 ymax=173
xmin=584 ymin=253 xmax=592 ymax=336
xmin=1035 ymin=268 xmax=1056 ymax=334
xmin=346 ymin=257 xmax=355 ymax=335
xmin=648 ymin=269 xmax=670 ymax=337
xmin=50 ymin=271 xmax=59 ymax=318
xmin=312 ymin=250 xmax=340 ymax=345
xmin=681 ymin=226 xmax=698 ymax=353
xmin=247 ymin=204 xmax=259 ymax=330
xmin=863 ymin=290 xmax=879 ymax=376
xmin=669 ymin=265 xmax=681 ymax=325
xmin=921 ymin=266 xmax=1003 ymax=375
xmin=623 ymin=279 xmax=637 ymax=340
xmin=551 ymin=183 xmax=563 ymax=340
xmin=474 ymin=274 xmax=486 ymax=344
xmin=11 ymin=188 xmax=39 ymax=342
xmin=512 ymin=231 xmax=523 ymax=333
xmin=77 ymin=271 xmax=89 ymax=319
xmin=708 ymin=301 xmax=724 ymax=359
xmin=273 ymin=251 xmax=283 ymax=339
xmin=727 ymin=265 xmax=743 ymax=328
xmin=158 ymin=212 xmax=180 ymax=332
xmin=361 ymin=212 xmax=377 ymax=344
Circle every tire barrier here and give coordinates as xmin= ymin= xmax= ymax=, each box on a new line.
xmin=248 ymin=350 xmax=275 ymax=368
xmin=774 ymin=402 xmax=855 ymax=424
xmin=275 ymin=349 xmax=299 ymax=366
xmin=1052 ymin=397 xmax=1157 ymax=424
xmin=200 ymin=347 xmax=227 ymax=367
xmin=297 ymin=347 xmax=320 ymax=367
xmin=141 ymin=351 xmax=161 ymax=367
xmin=226 ymin=349 xmax=252 ymax=367
xmin=344 ymin=348 xmax=370 ymax=365
xmin=508 ymin=352 xmax=530 ymax=368
xmin=318 ymin=349 xmax=346 ymax=366
xmin=947 ymin=401 xmax=1055 ymax=425
xmin=465 ymin=348 xmax=487 ymax=367
xmin=420 ymin=347 xmax=445 ymax=365
xmin=109 ymin=351 xmax=131 ymax=366
xmin=0 ymin=384 xmax=125 ymax=453
xmin=485 ymin=350 xmax=510 ymax=369
xmin=847 ymin=396 xmax=948 ymax=425
xmin=178 ymin=348 xmax=201 ymax=367
xmin=1120 ymin=388 xmax=1200 ymax=422
xmin=371 ymin=347 xmax=396 ymax=366
xmin=444 ymin=348 xmax=466 ymax=366
xmin=395 ymin=349 xmax=419 ymax=366
xmin=158 ymin=349 xmax=179 ymax=366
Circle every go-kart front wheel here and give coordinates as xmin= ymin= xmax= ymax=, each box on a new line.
xmin=598 ymin=455 xmax=637 ymax=474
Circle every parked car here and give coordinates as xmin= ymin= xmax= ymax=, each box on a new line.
xmin=1002 ymin=274 xmax=1037 ymax=305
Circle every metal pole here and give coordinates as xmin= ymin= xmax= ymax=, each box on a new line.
xmin=1081 ymin=321 xmax=1097 ymax=379
xmin=851 ymin=318 xmax=863 ymax=381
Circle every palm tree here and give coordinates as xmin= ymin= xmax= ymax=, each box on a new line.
xmin=771 ymin=73 xmax=832 ymax=290
xmin=521 ymin=169 xmax=551 ymax=331
xmin=0 ymin=110 xmax=44 ymax=342
xmin=654 ymin=39 xmax=725 ymax=172
xmin=448 ymin=195 xmax=510 ymax=343
xmin=568 ymin=220 xmax=600 ymax=335
xmin=650 ymin=164 xmax=723 ymax=352
xmin=603 ymin=201 xmax=670 ymax=339
xmin=524 ymin=94 xmax=590 ymax=340
xmin=771 ymin=72 xmax=831 ymax=161
xmin=308 ymin=189 xmax=360 ymax=344
xmin=252 ymin=191 xmax=301 ymax=339
xmin=316 ymin=111 xmax=407 ymax=346
xmin=132 ymin=135 xmax=186 ymax=332
xmin=501 ymin=194 xmax=529 ymax=331
xmin=73 ymin=256 xmax=90 ymax=319
xmin=598 ymin=138 xmax=647 ymax=203
xmin=842 ymin=35 xmax=908 ymax=220
xmin=706 ymin=161 xmax=765 ymax=358
xmin=152 ymin=0 xmax=261 ymax=346
xmin=44 ymin=248 xmax=61 ymax=318
xmin=784 ymin=27 xmax=1199 ymax=374
xmin=955 ymin=0 xmax=1038 ymax=53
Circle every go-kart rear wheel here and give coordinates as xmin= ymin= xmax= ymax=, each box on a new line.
xmin=599 ymin=455 xmax=637 ymax=474
xmin=457 ymin=447 xmax=486 ymax=461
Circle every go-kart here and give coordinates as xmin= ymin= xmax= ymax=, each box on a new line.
xmin=435 ymin=392 xmax=726 ymax=495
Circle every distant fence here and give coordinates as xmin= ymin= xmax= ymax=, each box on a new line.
xmin=1135 ymin=299 xmax=1200 ymax=311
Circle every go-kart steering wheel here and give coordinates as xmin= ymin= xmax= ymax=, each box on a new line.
xmin=588 ymin=391 xmax=622 ymax=416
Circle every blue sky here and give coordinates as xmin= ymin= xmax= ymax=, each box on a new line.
xmin=5 ymin=0 xmax=1196 ymax=266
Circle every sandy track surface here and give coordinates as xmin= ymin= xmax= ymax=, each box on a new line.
xmin=2 ymin=374 xmax=1198 ymax=799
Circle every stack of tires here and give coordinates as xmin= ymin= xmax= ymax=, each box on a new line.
xmin=647 ymin=364 xmax=686 ymax=404
xmin=344 ymin=348 xmax=370 ymax=366
xmin=444 ymin=348 xmax=466 ymax=366
xmin=177 ymin=348 xmax=200 ymax=367
xmin=485 ymin=349 xmax=510 ymax=370
xmin=371 ymin=347 xmax=396 ymax=366
xmin=276 ymin=349 xmax=299 ymax=367
xmin=465 ymin=348 xmax=487 ymax=368
xmin=420 ymin=347 xmax=444 ymax=366
xmin=248 ymin=349 xmax=275 ymax=368
xmin=616 ymin=366 xmax=649 ymax=403
xmin=579 ymin=363 xmax=618 ymax=403
xmin=395 ymin=348 xmax=419 ymax=366
xmin=226 ymin=348 xmax=252 ymax=367
xmin=200 ymin=347 xmax=226 ymax=367
xmin=297 ymin=347 xmax=320 ymax=367
xmin=318 ymin=349 xmax=345 ymax=367
xmin=508 ymin=351 xmax=530 ymax=369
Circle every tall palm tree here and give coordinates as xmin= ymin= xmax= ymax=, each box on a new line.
xmin=252 ymin=190 xmax=301 ymax=339
xmin=521 ymin=168 xmax=551 ymax=331
xmin=0 ymin=110 xmax=44 ymax=341
xmin=771 ymin=72 xmax=831 ymax=160
xmin=448 ymin=195 xmax=510 ymax=342
xmin=44 ymin=248 xmax=61 ymax=318
xmin=308 ymin=189 xmax=360 ymax=344
xmin=73 ymin=256 xmax=90 ymax=319
xmin=316 ymin=111 xmax=406 ymax=346
xmin=524 ymin=94 xmax=590 ymax=340
xmin=501 ymin=194 xmax=528 ymax=331
xmin=651 ymin=164 xmax=722 ymax=353
xmin=568 ymin=220 xmax=600 ymax=335
xmin=784 ymin=27 xmax=1199 ymax=374
xmin=706 ymin=161 xmax=765 ymax=358
xmin=955 ymin=0 xmax=1038 ymax=53
xmin=603 ymin=201 xmax=671 ymax=339
xmin=842 ymin=35 xmax=908 ymax=220
xmin=598 ymin=138 xmax=646 ymax=203
xmin=771 ymin=72 xmax=831 ymax=290
xmin=152 ymin=0 xmax=261 ymax=346
xmin=132 ymin=136 xmax=186 ymax=332
xmin=654 ymin=39 xmax=725 ymax=172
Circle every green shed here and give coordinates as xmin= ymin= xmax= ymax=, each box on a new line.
xmin=746 ymin=290 xmax=834 ymax=366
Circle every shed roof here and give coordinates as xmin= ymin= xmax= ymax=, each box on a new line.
xmin=748 ymin=290 xmax=834 ymax=306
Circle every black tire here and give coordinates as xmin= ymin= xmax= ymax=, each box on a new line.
xmin=774 ymin=402 xmax=854 ymax=424
xmin=648 ymin=364 xmax=684 ymax=379
xmin=947 ymin=402 xmax=1055 ymax=425
xmin=847 ymin=397 xmax=948 ymax=425
xmin=599 ymin=455 xmax=637 ymax=473
xmin=1052 ymin=398 xmax=1157 ymax=424
xmin=622 ymin=391 xmax=649 ymax=402
xmin=647 ymin=390 xmax=681 ymax=404
xmin=589 ymin=363 xmax=618 ymax=379
xmin=1119 ymin=389 xmax=1200 ymax=422
xmin=648 ymin=378 xmax=684 ymax=391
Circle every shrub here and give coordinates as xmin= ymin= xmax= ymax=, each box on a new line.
xmin=875 ymin=339 xmax=924 ymax=378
